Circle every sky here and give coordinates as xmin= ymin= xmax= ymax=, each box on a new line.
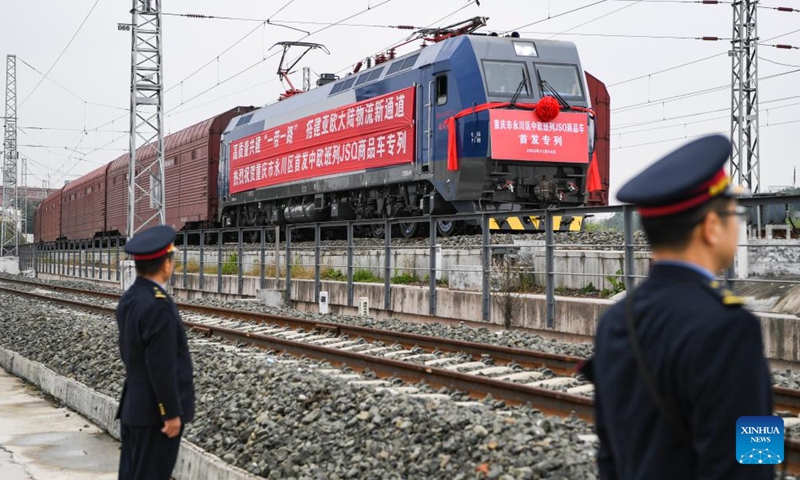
xmin=0 ymin=0 xmax=798 ymax=203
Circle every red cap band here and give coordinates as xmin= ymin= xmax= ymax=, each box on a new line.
xmin=639 ymin=169 xmax=730 ymax=218
xmin=132 ymin=244 xmax=174 ymax=261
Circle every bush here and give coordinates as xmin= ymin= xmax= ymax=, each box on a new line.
xmin=391 ymin=272 xmax=419 ymax=285
xmin=353 ymin=269 xmax=382 ymax=283
xmin=220 ymin=253 xmax=239 ymax=275
xmin=321 ymin=268 xmax=346 ymax=281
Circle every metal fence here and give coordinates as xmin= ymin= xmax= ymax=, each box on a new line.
xmin=19 ymin=194 xmax=800 ymax=328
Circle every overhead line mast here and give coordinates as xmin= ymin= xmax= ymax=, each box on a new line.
xmin=2 ymin=55 xmax=19 ymax=256
xmin=128 ymin=0 xmax=166 ymax=237
xmin=730 ymin=0 xmax=760 ymax=193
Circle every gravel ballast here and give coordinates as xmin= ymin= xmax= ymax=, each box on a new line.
xmin=0 ymin=289 xmax=602 ymax=479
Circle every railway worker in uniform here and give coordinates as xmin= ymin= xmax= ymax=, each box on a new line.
xmin=580 ymin=134 xmax=774 ymax=479
xmin=116 ymin=225 xmax=195 ymax=480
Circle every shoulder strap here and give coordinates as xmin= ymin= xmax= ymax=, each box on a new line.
xmin=626 ymin=288 xmax=692 ymax=442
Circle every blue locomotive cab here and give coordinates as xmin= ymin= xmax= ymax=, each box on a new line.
xmin=435 ymin=36 xmax=594 ymax=215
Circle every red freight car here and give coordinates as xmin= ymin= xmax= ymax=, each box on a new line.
xmin=105 ymin=107 xmax=252 ymax=237
xmin=35 ymin=189 xmax=62 ymax=242
xmin=585 ymin=72 xmax=610 ymax=206
xmin=60 ymin=164 xmax=110 ymax=240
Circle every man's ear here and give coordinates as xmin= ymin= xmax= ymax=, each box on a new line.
xmin=699 ymin=210 xmax=721 ymax=247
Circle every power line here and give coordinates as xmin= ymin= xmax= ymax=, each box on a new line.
xmin=761 ymin=56 xmax=800 ymax=68
xmin=613 ymin=118 xmax=800 ymax=150
xmin=546 ymin=0 xmax=645 ymax=40
xmin=763 ymin=26 xmax=800 ymax=42
xmin=203 ymin=18 xmax=421 ymax=29
xmin=521 ymin=30 xmax=732 ymax=41
xmin=608 ymin=52 xmax=727 ymax=87
xmin=616 ymin=99 xmax=800 ymax=135
xmin=503 ymin=0 xmax=610 ymax=34
xmin=19 ymin=125 xmax=129 ymax=134
xmin=613 ymin=68 xmax=800 ymax=113
xmin=604 ymin=23 xmax=800 ymax=88
xmin=18 ymin=144 xmax=127 ymax=152
xmin=164 ymin=0 xmax=306 ymax=96
xmin=17 ymin=57 xmax=126 ymax=112
xmin=19 ymin=0 xmax=100 ymax=108
xmin=332 ymin=0 xmax=482 ymax=78
xmin=166 ymin=0 xmax=399 ymax=113
xmin=614 ymin=94 xmax=800 ymax=130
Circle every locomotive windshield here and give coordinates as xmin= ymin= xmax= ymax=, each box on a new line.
xmin=534 ymin=64 xmax=583 ymax=100
xmin=483 ymin=61 xmax=531 ymax=97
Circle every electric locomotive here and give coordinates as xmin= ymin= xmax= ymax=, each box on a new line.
xmin=223 ymin=29 xmax=598 ymax=237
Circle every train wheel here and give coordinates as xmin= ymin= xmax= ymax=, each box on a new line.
xmin=264 ymin=228 xmax=276 ymax=244
xmin=370 ymin=223 xmax=386 ymax=239
xmin=436 ymin=220 xmax=461 ymax=237
xmin=245 ymin=231 xmax=259 ymax=244
xmin=398 ymin=222 xmax=419 ymax=239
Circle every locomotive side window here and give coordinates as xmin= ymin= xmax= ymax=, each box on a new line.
xmin=534 ymin=64 xmax=584 ymax=100
xmin=483 ymin=61 xmax=531 ymax=97
xmin=435 ymin=75 xmax=448 ymax=106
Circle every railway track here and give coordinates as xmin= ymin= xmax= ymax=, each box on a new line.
xmin=2 ymin=277 xmax=800 ymax=474
xmin=0 ymin=281 xmax=593 ymax=418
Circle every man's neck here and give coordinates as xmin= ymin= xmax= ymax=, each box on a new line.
xmin=142 ymin=274 xmax=167 ymax=287
xmin=651 ymin=250 xmax=719 ymax=276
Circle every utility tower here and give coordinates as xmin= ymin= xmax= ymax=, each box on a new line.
xmin=730 ymin=0 xmax=760 ymax=194
xmin=2 ymin=55 xmax=18 ymax=256
xmin=128 ymin=0 xmax=165 ymax=237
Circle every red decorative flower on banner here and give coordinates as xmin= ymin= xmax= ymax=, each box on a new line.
xmin=535 ymin=96 xmax=560 ymax=122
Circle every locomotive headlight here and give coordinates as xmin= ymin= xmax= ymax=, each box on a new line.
xmin=513 ymin=41 xmax=538 ymax=57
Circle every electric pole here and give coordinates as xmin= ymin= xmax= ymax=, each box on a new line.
xmin=730 ymin=0 xmax=760 ymax=194
xmin=128 ymin=0 xmax=165 ymax=237
xmin=2 ymin=55 xmax=18 ymax=256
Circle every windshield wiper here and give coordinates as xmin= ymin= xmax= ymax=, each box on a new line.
xmin=539 ymin=79 xmax=570 ymax=109
xmin=509 ymin=71 xmax=528 ymax=107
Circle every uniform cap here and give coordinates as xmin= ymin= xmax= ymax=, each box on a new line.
xmin=616 ymin=134 xmax=742 ymax=218
xmin=124 ymin=225 xmax=177 ymax=261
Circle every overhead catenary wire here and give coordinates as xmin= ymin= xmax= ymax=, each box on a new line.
xmin=545 ymin=0 xmax=645 ymax=40
xmin=614 ymin=99 xmax=800 ymax=135
xmin=603 ymin=18 xmax=800 ymax=88
xmin=612 ymin=118 xmax=800 ymax=150
xmin=19 ymin=0 xmax=101 ymax=108
xmin=19 ymin=126 xmax=129 ymax=134
xmin=613 ymin=68 xmax=800 ymax=113
xmin=521 ymin=31 xmax=732 ymax=41
xmin=502 ymin=0 xmax=610 ymax=35
xmin=169 ymin=0 xmax=484 ymax=119
xmin=164 ymin=0 xmax=307 ymax=96
xmin=333 ymin=0 xmax=482 ymax=78
xmin=166 ymin=0 xmax=399 ymax=114
xmin=17 ymin=58 xmax=126 ymax=112
xmin=614 ymin=94 xmax=800 ymax=130
xmin=761 ymin=56 xmax=800 ymax=68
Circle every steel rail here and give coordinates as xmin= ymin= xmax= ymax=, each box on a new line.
xmin=0 ymin=278 xmax=583 ymax=375
xmin=6 ymin=278 xmax=800 ymax=414
xmin=0 ymin=285 xmax=593 ymax=421
xmin=4 ymin=283 xmax=800 ymax=473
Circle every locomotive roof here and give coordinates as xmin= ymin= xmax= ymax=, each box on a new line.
xmin=223 ymin=34 xmax=582 ymax=138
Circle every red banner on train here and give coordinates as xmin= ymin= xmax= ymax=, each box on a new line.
xmin=489 ymin=110 xmax=589 ymax=164
xmin=229 ymin=87 xmax=415 ymax=194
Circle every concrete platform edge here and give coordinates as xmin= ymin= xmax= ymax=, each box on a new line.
xmin=0 ymin=346 xmax=261 ymax=480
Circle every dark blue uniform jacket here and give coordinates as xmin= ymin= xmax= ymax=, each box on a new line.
xmin=116 ymin=277 xmax=195 ymax=426
xmin=586 ymin=264 xmax=774 ymax=479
